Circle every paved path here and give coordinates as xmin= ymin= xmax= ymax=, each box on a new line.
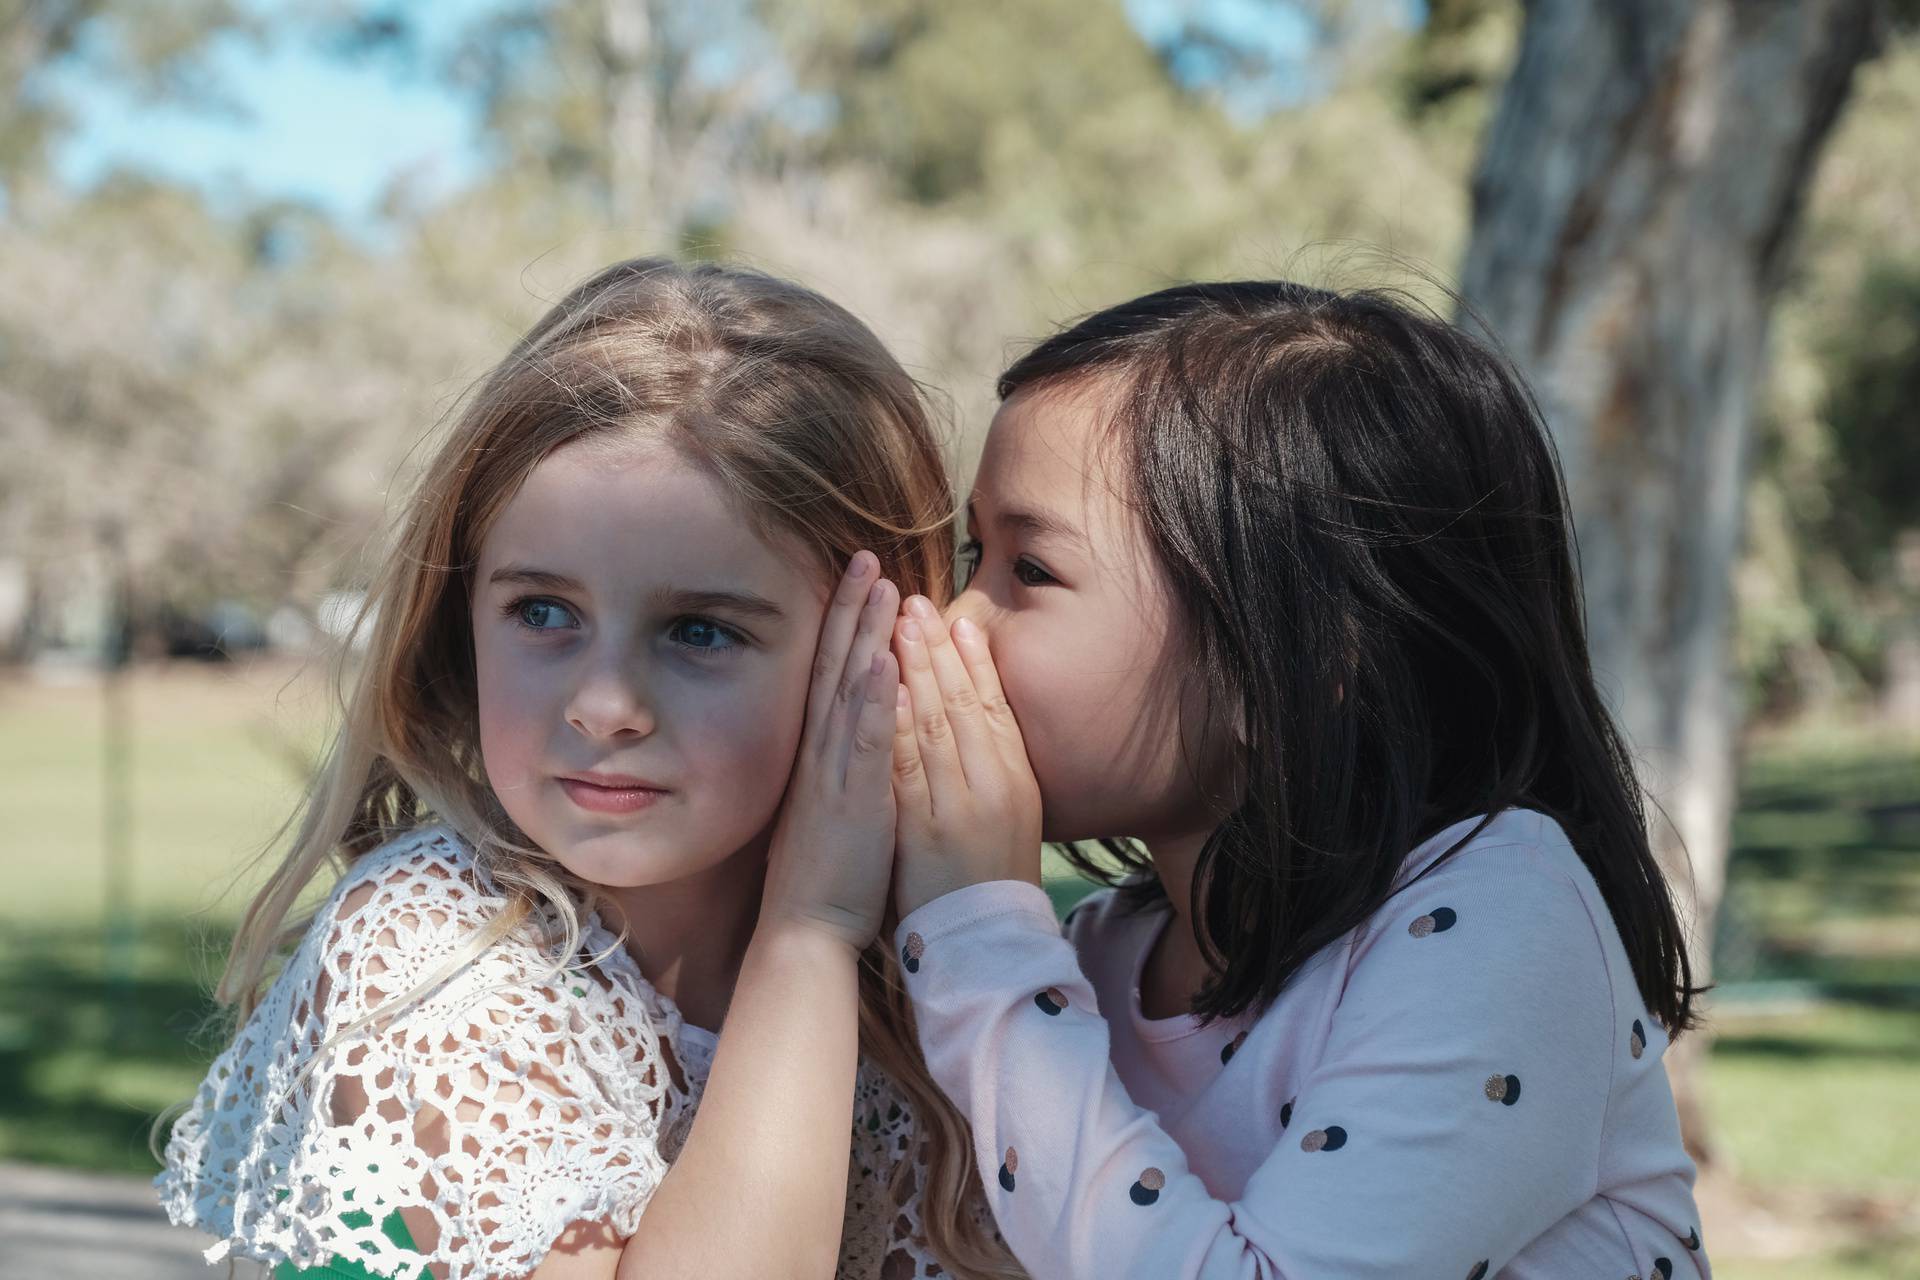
xmin=0 ymin=1161 xmax=265 ymax=1279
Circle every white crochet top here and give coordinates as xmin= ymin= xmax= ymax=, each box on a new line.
xmin=155 ymin=824 xmax=969 ymax=1279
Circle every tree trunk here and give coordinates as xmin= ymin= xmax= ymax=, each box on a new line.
xmin=601 ymin=0 xmax=663 ymax=227
xmin=1458 ymin=0 xmax=1882 ymax=1169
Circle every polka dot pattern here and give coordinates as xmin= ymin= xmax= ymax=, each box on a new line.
xmin=1221 ymin=1030 xmax=1247 ymax=1065
xmin=1300 ymin=1125 xmax=1347 ymax=1152
xmin=941 ymin=841 xmax=1703 ymax=1278
xmin=1409 ymin=906 xmax=1458 ymax=937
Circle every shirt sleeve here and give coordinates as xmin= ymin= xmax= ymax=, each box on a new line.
xmin=892 ymin=842 xmax=1618 ymax=1279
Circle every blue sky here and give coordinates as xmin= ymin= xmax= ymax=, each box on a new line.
xmin=46 ymin=1 xmax=1401 ymax=239
xmin=48 ymin=1 xmax=498 ymax=232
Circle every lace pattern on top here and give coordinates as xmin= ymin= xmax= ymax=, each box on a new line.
xmin=156 ymin=824 xmax=963 ymax=1280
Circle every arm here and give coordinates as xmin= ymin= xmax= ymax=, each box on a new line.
xmin=892 ymin=852 xmax=1615 ymax=1279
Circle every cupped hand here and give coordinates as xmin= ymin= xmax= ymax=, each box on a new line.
xmin=759 ymin=551 xmax=903 ymax=951
xmin=888 ymin=596 xmax=1043 ymax=920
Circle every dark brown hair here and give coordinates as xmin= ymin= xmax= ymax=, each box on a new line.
xmin=1000 ymin=280 xmax=1704 ymax=1036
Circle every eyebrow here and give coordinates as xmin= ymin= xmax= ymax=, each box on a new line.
xmin=655 ymin=587 xmax=787 ymax=622
xmin=486 ymin=566 xmax=787 ymax=621
xmin=968 ymin=500 xmax=1086 ymax=548
xmin=488 ymin=566 xmax=583 ymax=592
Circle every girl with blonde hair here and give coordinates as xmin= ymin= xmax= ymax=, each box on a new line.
xmin=156 ymin=257 xmax=1022 ymax=1280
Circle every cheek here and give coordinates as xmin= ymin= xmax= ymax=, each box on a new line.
xmin=994 ymin=605 xmax=1196 ymax=842
xmin=473 ymin=629 xmax=556 ymax=788
xmin=675 ymin=655 xmax=812 ymax=803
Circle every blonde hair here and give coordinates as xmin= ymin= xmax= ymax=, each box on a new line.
xmin=215 ymin=257 xmax=1021 ymax=1278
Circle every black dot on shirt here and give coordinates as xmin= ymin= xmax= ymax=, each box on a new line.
xmin=1035 ymin=986 xmax=1068 ymax=1015
xmin=1409 ymin=906 xmax=1458 ymax=937
xmin=1484 ymin=1073 xmax=1522 ymax=1105
xmin=901 ymin=932 xmax=925 ymax=974
xmin=1280 ymin=1098 xmax=1294 ymax=1128
xmin=1301 ymin=1125 xmax=1346 ymax=1152
xmin=1128 ymin=1166 xmax=1165 ymax=1206
xmin=1684 ymin=1225 xmax=1700 ymax=1250
xmin=1465 ymin=1262 xmax=1489 ymax=1280
xmin=1654 ymin=1258 xmax=1673 ymax=1279
xmin=1221 ymin=1030 xmax=1247 ymax=1064
xmin=1630 ymin=1018 xmax=1647 ymax=1059
xmin=998 ymin=1145 xmax=1018 ymax=1192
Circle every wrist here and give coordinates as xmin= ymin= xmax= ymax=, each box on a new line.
xmin=753 ymin=907 xmax=870 ymax=960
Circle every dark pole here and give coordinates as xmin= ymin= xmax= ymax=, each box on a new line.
xmin=100 ymin=517 xmax=136 ymax=1033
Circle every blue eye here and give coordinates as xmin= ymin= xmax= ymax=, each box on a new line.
xmin=670 ymin=617 xmax=744 ymax=654
xmin=506 ymin=597 xmax=579 ymax=631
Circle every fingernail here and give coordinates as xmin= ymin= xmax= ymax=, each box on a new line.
xmin=849 ymin=551 xmax=874 ymax=579
xmin=908 ymin=595 xmax=938 ymax=619
xmin=868 ymin=579 xmax=886 ymax=605
xmin=901 ymin=619 xmax=922 ymax=642
xmin=952 ymin=617 xmax=979 ymax=642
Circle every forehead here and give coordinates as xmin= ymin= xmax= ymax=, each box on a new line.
xmin=479 ymin=436 xmax=825 ymax=601
xmin=973 ymin=378 xmax=1134 ymax=530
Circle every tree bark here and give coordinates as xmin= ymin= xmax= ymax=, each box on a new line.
xmin=1458 ymin=0 xmax=1883 ymax=1168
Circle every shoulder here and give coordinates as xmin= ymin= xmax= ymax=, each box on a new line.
xmin=328 ymin=822 xmax=491 ymax=924
xmin=310 ymin=823 xmax=551 ymax=1028
xmin=1385 ymin=808 xmax=1599 ymax=926
xmin=322 ymin=824 xmax=505 ymax=959
xmin=1344 ymin=808 xmax=1616 ymax=1017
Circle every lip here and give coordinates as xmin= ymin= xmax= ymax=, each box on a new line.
xmin=557 ymin=772 xmax=670 ymax=814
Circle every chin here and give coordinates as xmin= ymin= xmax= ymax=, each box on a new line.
xmin=545 ymin=828 xmax=689 ymax=887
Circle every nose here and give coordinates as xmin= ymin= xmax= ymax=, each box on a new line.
xmin=944 ymin=585 xmax=994 ymax=635
xmin=565 ymin=650 xmax=657 ymax=740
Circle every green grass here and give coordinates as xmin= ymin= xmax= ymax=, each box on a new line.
xmin=1 ymin=662 xmax=1915 ymax=1273
xmin=1708 ymin=1003 xmax=1920 ymax=1192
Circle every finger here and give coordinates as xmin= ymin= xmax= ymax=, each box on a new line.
xmin=836 ymin=581 xmax=899 ymax=781
xmin=803 ymin=550 xmax=879 ymax=750
xmin=894 ymin=614 xmax=966 ymax=817
xmin=845 ymin=650 xmax=899 ymax=792
xmin=902 ymin=596 xmax=997 ymax=786
xmin=890 ymin=679 xmax=931 ymax=817
xmin=948 ymin=614 xmax=1031 ymax=769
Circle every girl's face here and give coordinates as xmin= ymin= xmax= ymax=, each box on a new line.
xmin=950 ymin=377 xmax=1228 ymax=845
xmin=470 ymin=436 xmax=829 ymax=889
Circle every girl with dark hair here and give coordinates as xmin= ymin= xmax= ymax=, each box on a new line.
xmin=882 ymin=281 xmax=1711 ymax=1279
